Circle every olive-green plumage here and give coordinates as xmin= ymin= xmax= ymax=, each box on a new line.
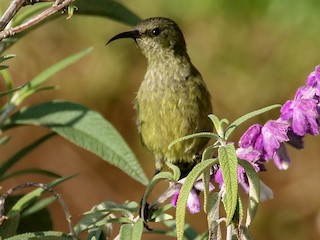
xmin=108 ymin=17 xmax=213 ymax=172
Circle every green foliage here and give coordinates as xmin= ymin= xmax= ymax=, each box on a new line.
xmin=218 ymin=144 xmax=238 ymax=225
xmin=5 ymin=231 xmax=72 ymax=240
xmin=0 ymin=1 xmax=145 ymax=236
xmin=74 ymin=0 xmax=140 ymax=26
xmin=175 ymin=159 xmax=218 ymax=240
xmin=0 ymin=1 xmax=294 ymax=239
xmin=2 ymin=100 xmax=148 ymax=185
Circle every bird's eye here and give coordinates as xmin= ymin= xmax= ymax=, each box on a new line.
xmin=151 ymin=27 xmax=161 ymax=36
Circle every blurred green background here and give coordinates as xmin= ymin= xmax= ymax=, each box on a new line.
xmin=1 ymin=0 xmax=320 ymax=239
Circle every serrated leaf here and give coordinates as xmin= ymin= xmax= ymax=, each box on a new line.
xmin=176 ymin=159 xmax=217 ymax=240
xmin=232 ymin=195 xmax=244 ymax=226
xmin=74 ymin=0 xmax=140 ymax=26
xmin=239 ymin=160 xmax=260 ymax=226
xmin=131 ymin=219 xmax=143 ymax=239
xmin=207 ymin=192 xmax=221 ymax=240
xmin=5 ymin=231 xmax=72 ymax=240
xmin=218 ymin=144 xmax=238 ymax=225
xmin=118 ymin=221 xmax=143 ymax=240
xmin=3 ymin=101 xmax=148 ymax=185
xmin=225 ymin=104 xmax=282 ymax=139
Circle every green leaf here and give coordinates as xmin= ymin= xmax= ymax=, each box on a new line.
xmin=118 ymin=220 xmax=143 ymax=240
xmin=3 ymin=101 xmax=148 ymax=185
xmin=0 ymin=82 xmax=29 ymax=97
xmin=30 ymin=48 xmax=92 ymax=88
xmin=232 ymin=195 xmax=244 ymax=226
xmin=169 ymin=132 xmax=220 ymax=150
xmin=150 ymin=203 xmax=173 ymax=221
xmin=0 ymin=177 xmax=74 ymax=237
xmin=10 ymin=175 xmax=75 ymax=213
xmin=88 ymin=201 xmax=138 ymax=217
xmin=13 ymin=48 xmax=92 ymax=105
xmin=0 ymin=211 xmax=20 ymax=238
xmin=239 ymin=160 xmax=260 ymax=227
xmin=87 ymin=228 xmax=108 ymax=240
xmin=166 ymin=162 xmax=181 ymax=181
xmin=225 ymin=104 xmax=282 ymax=139
xmin=161 ymin=220 xmax=202 ymax=239
xmin=0 ymin=168 xmax=61 ymax=181
xmin=0 ymin=68 xmax=14 ymax=99
xmin=74 ymin=0 xmax=140 ymax=26
xmin=74 ymin=211 xmax=108 ymax=235
xmin=232 ymin=225 xmax=254 ymax=240
xmin=207 ymin=192 xmax=221 ymax=240
xmin=131 ymin=219 xmax=144 ymax=239
xmin=119 ymin=223 xmax=133 ymax=240
xmin=176 ymin=158 xmax=218 ymax=240
xmin=0 ymin=133 xmax=55 ymax=177
xmin=5 ymin=231 xmax=72 ymax=240
xmin=0 ymin=54 xmax=15 ymax=63
xmin=20 ymin=196 xmax=56 ymax=218
xmin=218 ymin=144 xmax=238 ymax=225
xmin=0 ymin=135 xmax=10 ymax=145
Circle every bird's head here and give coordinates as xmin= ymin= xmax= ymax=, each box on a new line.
xmin=107 ymin=17 xmax=187 ymax=59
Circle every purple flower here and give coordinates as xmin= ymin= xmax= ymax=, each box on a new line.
xmin=287 ymin=129 xmax=304 ymax=149
xmin=237 ymin=119 xmax=291 ymax=170
xmin=273 ymin=143 xmax=291 ymax=170
xmin=214 ymin=163 xmax=252 ymax=193
xmin=280 ymin=98 xmax=319 ymax=136
xmin=236 ymin=147 xmax=266 ymax=172
xmin=295 ymin=85 xmax=319 ymax=101
xmin=261 ymin=120 xmax=290 ymax=159
xmin=171 ymin=177 xmax=214 ymax=214
xmin=306 ymin=65 xmax=320 ymax=87
xmin=171 ymin=188 xmax=200 ymax=214
xmin=239 ymin=120 xmax=290 ymax=161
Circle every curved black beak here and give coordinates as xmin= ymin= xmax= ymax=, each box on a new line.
xmin=106 ymin=30 xmax=140 ymax=45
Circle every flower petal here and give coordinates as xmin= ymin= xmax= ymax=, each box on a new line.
xmin=187 ymin=189 xmax=201 ymax=214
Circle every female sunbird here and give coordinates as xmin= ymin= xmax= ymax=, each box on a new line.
xmin=108 ymin=17 xmax=213 ymax=173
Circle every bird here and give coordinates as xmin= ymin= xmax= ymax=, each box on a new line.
xmin=107 ymin=17 xmax=213 ymax=175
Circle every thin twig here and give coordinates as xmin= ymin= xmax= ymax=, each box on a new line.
xmin=23 ymin=0 xmax=55 ymax=6
xmin=0 ymin=182 xmax=77 ymax=239
xmin=0 ymin=0 xmax=74 ymax=41
xmin=0 ymin=0 xmax=26 ymax=31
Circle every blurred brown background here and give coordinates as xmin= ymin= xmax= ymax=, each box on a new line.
xmin=1 ymin=0 xmax=320 ymax=239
